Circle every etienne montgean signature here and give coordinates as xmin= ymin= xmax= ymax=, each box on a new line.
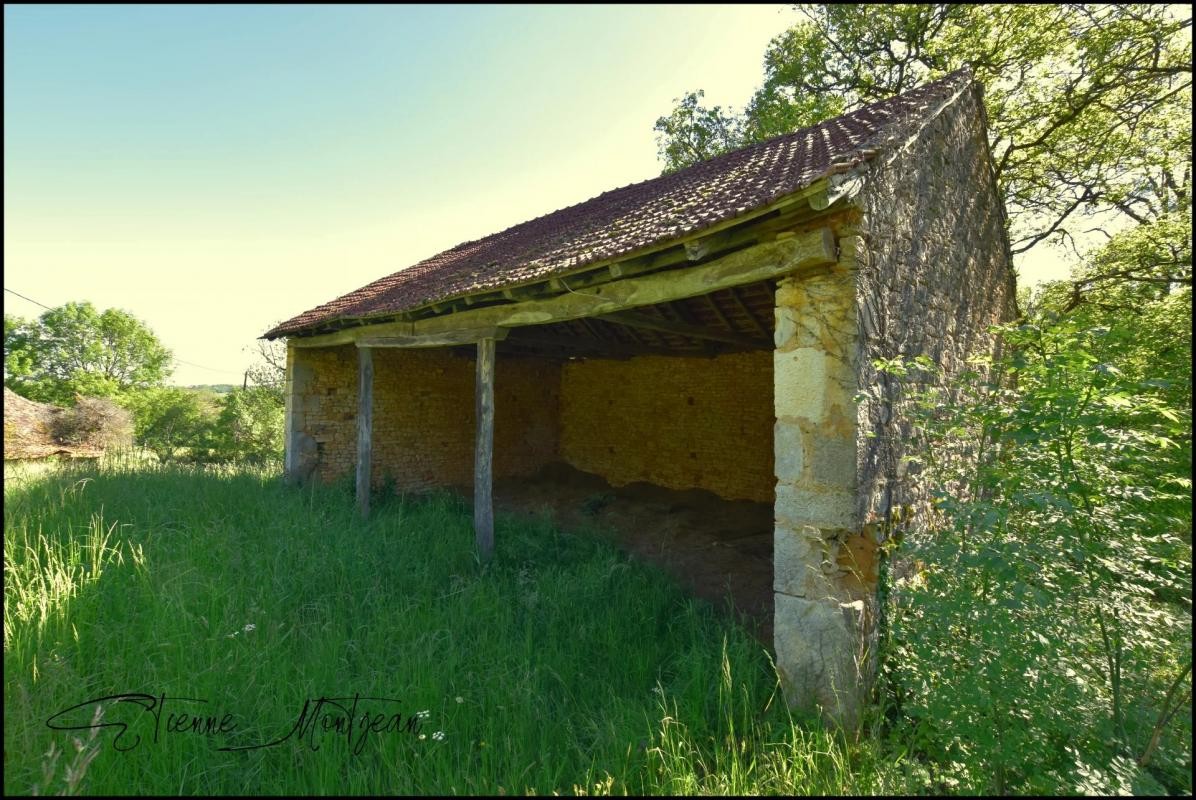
xmin=46 ymin=693 xmax=426 ymax=755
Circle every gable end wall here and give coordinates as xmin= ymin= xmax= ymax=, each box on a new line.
xmin=854 ymin=82 xmax=1018 ymax=530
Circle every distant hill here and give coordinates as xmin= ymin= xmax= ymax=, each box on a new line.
xmin=186 ymin=384 xmax=236 ymax=394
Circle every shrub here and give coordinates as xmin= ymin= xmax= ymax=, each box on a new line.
xmin=120 ymin=387 xmax=218 ymax=463
xmin=879 ymin=320 xmax=1192 ymax=794
xmin=212 ymin=386 xmax=283 ymax=465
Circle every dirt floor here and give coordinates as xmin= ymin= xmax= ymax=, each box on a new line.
xmin=489 ymin=462 xmax=775 ymax=645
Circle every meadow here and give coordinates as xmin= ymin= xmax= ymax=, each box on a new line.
xmin=3 ymin=458 xmax=908 ymax=795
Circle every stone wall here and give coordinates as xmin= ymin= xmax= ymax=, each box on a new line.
xmin=853 ymin=80 xmax=1017 ymax=529
xmin=771 ymin=80 xmax=1017 ymax=726
xmin=288 ymin=345 xmax=561 ymax=489
xmin=559 ymin=351 xmax=774 ymax=502
xmin=771 ymin=251 xmax=870 ymax=725
xmin=288 ymin=343 xmax=775 ymax=503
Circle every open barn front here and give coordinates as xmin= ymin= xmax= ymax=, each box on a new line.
xmin=281 ymin=220 xmax=887 ymax=727
xmin=285 ymin=282 xmax=781 ymax=641
xmin=496 ymin=284 xmax=779 ymax=640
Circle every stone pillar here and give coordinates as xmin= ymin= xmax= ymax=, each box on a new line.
xmin=772 ymin=237 xmax=873 ymax=727
xmin=284 ymin=343 xmax=317 ymax=484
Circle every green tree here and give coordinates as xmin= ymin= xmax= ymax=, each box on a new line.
xmin=877 ymin=206 xmax=1192 ymax=792
xmin=655 ymin=4 xmax=1191 ymax=254
xmin=213 ymin=386 xmax=284 ymax=465
xmin=121 ymin=387 xmax=216 ymax=463
xmin=880 ymin=319 xmax=1191 ymax=793
xmin=242 ymin=337 xmax=285 ymax=402
xmin=4 ymin=302 xmax=173 ymax=405
xmin=1033 ymin=206 xmax=1192 ymax=408
xmin=4 ymin=314 xmax=36 ymax=385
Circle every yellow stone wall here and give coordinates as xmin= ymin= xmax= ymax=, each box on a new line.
xmin=291 ymin=344 xmax=775 ymax=502
xmin=291 ymin=345 xmax=561 ymax=489
xmin=558 ymin=351 xmax=774 ymax=502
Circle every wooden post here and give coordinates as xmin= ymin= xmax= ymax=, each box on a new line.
xmin=356 ymin=346 xmax=373 ymax=518
xmin=474 ymin=337 xmax=496 ymax=561
xmin=284 ymin=342 xmax=298 ymax=479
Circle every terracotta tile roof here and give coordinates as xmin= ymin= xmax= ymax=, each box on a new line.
xmin=266 ymin=69 xmax=974 ymax=339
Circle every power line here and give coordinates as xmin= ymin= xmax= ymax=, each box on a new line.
xmin=4 ymin=287 xmax=52 ymax=310
xmin=174 ymin=358 xmax=244 ymax=375
xmin=5 ymin=286 xmax=247 ymax=375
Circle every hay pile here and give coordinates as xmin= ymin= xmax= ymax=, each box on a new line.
xmin=4 ymin=387 xmax=105 ymax=460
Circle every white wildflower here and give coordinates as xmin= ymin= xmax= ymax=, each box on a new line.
xmin=417 ymin=709 xmax=431 ymax=720
xmin=455 ymin=696 xmax=464 ymax=704
xmin=243 ymin=623 xmax=256 ymax=633
xmin=432 ymin=731 xmax=445 ymax=741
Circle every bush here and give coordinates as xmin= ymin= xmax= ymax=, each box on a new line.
xmin=120 ymin=387 xmax=218 ymax=463
xmin=879 ymin=320 xmax=1192 ymax=794
xmin=212 ymin=386 xmax=283 ymax=465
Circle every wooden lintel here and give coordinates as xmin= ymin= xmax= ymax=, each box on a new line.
xmin=474 ymin=337 xmax=496 ymax=562
xmin=358 ymin=327 xmax=509 ymax=349
xmin=599 ymin=310 xmax=768 ymax=349
xmin=291 ymin=230 xmax=837 ymax=348
xmin=683 ymin=230 xmax=733 ymax=262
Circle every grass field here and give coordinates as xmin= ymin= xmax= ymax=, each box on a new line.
xmin=3 ymin=458 xmax=909 ymax=795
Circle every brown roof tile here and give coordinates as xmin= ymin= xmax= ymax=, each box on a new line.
xmin=266 ymin=69 xmax=973 ymax=338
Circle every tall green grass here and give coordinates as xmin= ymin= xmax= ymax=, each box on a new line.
xmin=4 ymin=459 xmax=905 ymax=795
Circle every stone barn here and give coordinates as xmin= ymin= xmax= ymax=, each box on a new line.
xmin=264 ymin=69 xmax=1017 ymax=724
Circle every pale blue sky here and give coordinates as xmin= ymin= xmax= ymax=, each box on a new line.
xmin=4 ymin=4 xmax=1068 ymax=385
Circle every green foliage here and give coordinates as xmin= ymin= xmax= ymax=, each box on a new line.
xmin=1034 ymin=208 xmax=1193 ymax=411
xmin=213 ymin=386 xmax=284 ymax=465
xmin=4 ymin=301 xmax=172 ymax=405
xmin=653 ymin=91 xmax=747 ymax=175
xmin=120 ymin=387 xmax=218 ymax=463
xmin=879 ymin=313 xmax=1191 ymax=793
xmin=654 ymin=4 xmax=1191 ymax=252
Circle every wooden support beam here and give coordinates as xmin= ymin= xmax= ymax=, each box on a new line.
xmin=702 ymin=292 xmax=737 ymax=333
xmin=683 ymin=230 xmax=734 ymax=261
xmin=613 ymin=319 xmax=648 ymax=347
xmin=729 ymin=286 xmax=771 ymax=338
xmin=598 ymin=310 xmax=769 ymax=349
xmin=292 ymin=230 xmax=837 ymax=348
xmin=359 ymin=327 xmax=509 ymax=349
xmin=577 ymin=317 xmax=608 ymax=342
xmin=474 ymin=337 xmax=496 ymax=562
xmin=355 ymin=346 xmax=373 ymax=518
